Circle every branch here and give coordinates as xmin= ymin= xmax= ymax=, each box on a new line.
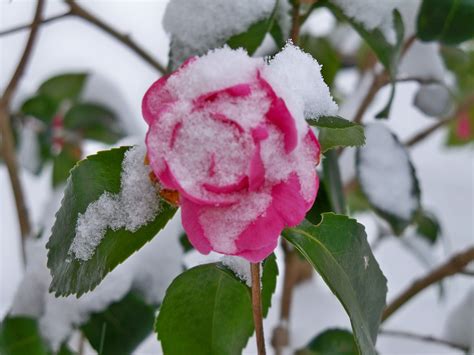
xmin=0 ymin=11 xmax=71 ymax=37
xmin=0 ymin=0 xmax=45 ymax=263
xmin=405 ymin=118 xmax=452 ymax=147
xmin=290 ymin=0 xmax=301 ymax=44
xmin=251 ymin=263 xmax=266 ymax=355
xmin=382 ymin=246 xmax=474 ymax=321
xmin=352 ymin=72 xmax=388 ymax=124
xmin=65 ymin=0 xmax=166 ymax=74
xmin=380 ymin=329 xmax=469 ymax=352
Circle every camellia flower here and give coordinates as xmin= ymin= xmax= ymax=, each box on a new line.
xmin=143 ymin=44 xmax=337 ymax=262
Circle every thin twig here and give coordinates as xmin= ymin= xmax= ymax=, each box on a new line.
xmin=352 ymin=72 xmax=388 ymax=124
xmin=290 ymin=0 xmax=301 ymax=44
xmin=0 ymin=0 xmax=44 ymax=263
xmin=65 ymin=0 xmax=166 ymax=74
xmin=380 ymin=329 xmax=469 ymax=352
xmin=0 ymin=11 xmax=72 ymax=37
xmin=251 ymin=263 xmax=266 ymax=355
xmin=382 ymin=246 xmax=474 ymax=321
xmin=405 ymin=118 xmax=452 ymax=147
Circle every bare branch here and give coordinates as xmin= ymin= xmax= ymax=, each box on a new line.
xmin=380 ymin=329 xmax=469 ymax=352
xmin=0 ymin=11 xmax=71 ymax=37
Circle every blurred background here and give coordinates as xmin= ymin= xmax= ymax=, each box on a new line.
xmin=1 ymin=1 xmax=473 ymax=354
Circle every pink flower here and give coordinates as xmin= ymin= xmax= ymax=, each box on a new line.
xmin=456 ymin=111 xmax=472 ymax=141
xmin=143 ymin=46 xmax=337 ymax=262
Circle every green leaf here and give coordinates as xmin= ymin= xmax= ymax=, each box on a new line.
xmin=156 ymin=263 xmax=254 ymax=355
xmin=441 ymin=46 xmax=474 ymax=98
xmin=20 ymin=95 xmax=58 ymax=124
xmin=227 ymin=18 xmax=274 ymax=55
xmin=306 ymin=178 xmax=333 ymax=225
xmin=63 ymin=103 xmax=125 ymax=144
xmin=47 ymin=147 xmax=177 ymax=296
xmin=307 ymin=116 xmax=365 ymax=152
xmin=414 ymin=210 xmax=441 ymax=245
xmin=178 ymin=232 xmax=194 ymax=253
xmin=417 ymin=0 xmax=474 ymax=45
xmin=299 ymin=36 xmax=341 ymax=86
xmin=296 ymin=328 xmax=358 ymax=355
xmin=52 ymin=144 xmax=81 ymax=187
xmin=261 ymin=253 xmax=278 ymax=317
xmin=322 ymin=150 xmax=346 ymax=214
xmin=39 ymin=73 xmax=88 ymax=104
xmin=283 ymin=214 xmax=388 ymax=355
xmin=0 ymin=316 xmax=50 ymax=355
xmin=81 ymin=291 xmax=155 ymax=355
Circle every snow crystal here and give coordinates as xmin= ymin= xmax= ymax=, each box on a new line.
xmin=221 ymin=255 xmax=254 ymax=286
xmin=70 ymin=145 xmax=161 ymax=261
xmin=164 ymin=0 xmax=276 ymax=66
xmin=263 ymin=43 xmax=338 ymax=140
xmin=358 ymin=123 xmax=418 ymax=220
xmin=332 ymin=0 xmax=401 ymax=44
xmin=414 ymin=84 xmax=453 ymax=117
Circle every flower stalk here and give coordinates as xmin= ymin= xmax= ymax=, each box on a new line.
xmin=250 ymin=262 xmax=266 ymax=355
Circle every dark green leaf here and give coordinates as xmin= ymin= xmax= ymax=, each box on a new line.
xmin=417 ymin=0 xmax=474 ymax=45
xmin=414 ymin=210 xmax=441 ymax=245
xmin=283 ymin=214 xmax=388 ymax=355
xmin=227 ymin=18 xmax=274 ymax=55
xmin=306 ymin=178 xmax=333 ymax=225
xmin=47 ymin=147 xmax=177 ymax=296
xmin=261 ymin=253 xmax=278 ymax=317
xmin=64 ymin=103 xmax=124 ymax=144
xmin=39 ymin=73 xmax=88 ymax=104
xmin=299 ymin=36 xmax=341 ymax=86
xmin=346 ymin=183 xmax=371 ymax=214
xmin=307 ymin=116 xmax=365 ymax=152
xmin=52 ymin=144 xmax=81 ymax=187
xmin=81 ymin=292 xmax=155 ymax=355
xmin=178 ymin=232 xmax=194 ymax=253
xmin=440 ymin=46 xmax=474 ymax=97
xmin=156 ymin=263 xmax=254 ymax=355
xmin=20 ymin=95 xmax=58 ymax=124
xmin=0 ymin=316 xmax=50 ymax=355
xmin=322 ymin=150 xmax=346 ymax=214
xmin=296 ymin=328 xmax=358 ymax=355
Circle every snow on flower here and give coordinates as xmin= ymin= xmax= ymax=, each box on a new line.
xmin=143 ymin=44 xmax=337 ymax=262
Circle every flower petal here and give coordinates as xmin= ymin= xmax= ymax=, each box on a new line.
xmin=180 ymin=197 xmax=213 ymax=254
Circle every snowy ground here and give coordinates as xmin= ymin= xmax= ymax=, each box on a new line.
xmin=1 ymin=1 xmax=473 ymax=354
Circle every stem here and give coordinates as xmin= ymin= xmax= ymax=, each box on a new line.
xmin=0 ymin=11 xmax=72 ymax=37
xmin=0 ymin=0 xmax=44 ymax=264
xmin=352 ymin=72 xmax=388 ymax=124
xmin=380 ymin=329 xmax=469 ymax=352
xmin=250 ymin=262 xmax=266 ymax=355
xmin=290 ymin=0 xmax=301 ymax=44
xmin=382 ymin=246 xmax=474 ymax=321
xmin=65 ymin=0 xmax=166 ymax=74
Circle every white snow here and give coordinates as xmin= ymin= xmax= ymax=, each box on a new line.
xmin=444 ymin=288 xmax=474 ymax=350
xmin=18 ymin=122 xmax=41 ymax=174
xmin=221 ymin=255 xmax=253 ymax=286
xmin=399 ymin=42 xmax=447 ymax=81
xmin=414 ymin=84 xmax=453 ymax=118
xmin=163 ymin=0 xmax=279 ymax=66
xmin=262 ymin=43 xmax=338 ymax=139
xmin=332 ymin=0 xmax=402 ymax=44
xmin=358 ymin=123 xmax=419 ymax=220
xmin=70 ymin=145 xmax=161 ymax=261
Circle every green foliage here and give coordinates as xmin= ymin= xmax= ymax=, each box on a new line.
xmin=296 ymin=328 xmax=358 ymax=355
xmin=64 ymin=103 xmax=124 ymax=144
xmin=178 ymin=232 xmax=194 ymax=253
xmin=81 ymin=292 xmax=156 ymax=355
xmin=52 ymin=143 xmax=81 ymax=187
xmin=306 ymin=180 xmax=333 ymax=225
xmin=417 ymin=0 xmax=474 ymax=45
xmin=47 ymin=147 xmax=177 ymax=296
xmin=441 ymin=45 xmax=474 ymax=98
xmin=260 ymin=253 xmax=278 ymax=317
xmin=299 ymin=36 xmax=341 ymax=86
xmin=0 ymin=316 xmax=50 ymax=355
xmin=307 ymin=116 xmax=365 ymax=152
xmin=20 ymin=95 xmax=57 ymax=124
xmin=414 ymin=210 xmax=442 ymax=245
xmin=156 ymin=263 xmax=254 ymax=355
xmin=446 ymin=107 xmax=474 ymax=146
xmin=283 ymin=214 xmax=387 ymax=355
xmin=227 ymin=18 xmax=274 ymax=55
xmin=322 ymin=150 xmax=346 ymax=214
xmin=38 ymin=73 xmax=88 ymax=104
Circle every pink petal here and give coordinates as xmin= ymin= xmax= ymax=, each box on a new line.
xmin=142 ymin=75 xmax=175 ymax=125
xmin=305 ymin=129 xmax=321 ymax=165
xmin=235 ymin=238 xmax=279 ymax=263
xmin=180 ymin=197 xmax=212 ymax=254
xmin=210 ymin=112 xmax=244 ymax=133
xmin=249 ymin=144 xmax=265 ymax=191
xmin=203 ymin=175 xmax=249 ymax=194
xmin=194 ymin=83 xmax=252 ymax=106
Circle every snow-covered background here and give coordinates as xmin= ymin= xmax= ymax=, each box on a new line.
xmin=1 ymin=1 xmax=473 ymax=354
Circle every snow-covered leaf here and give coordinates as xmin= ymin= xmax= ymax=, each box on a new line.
xmin=356 ymin=123 xmax=421 ymax=234
xmin=417 ymin=0 xmax=474 ymax=45
xmin=81 ymin=291 xmax=155 ymax=354
xmin=47 ymin=146 xmax=177 ymax=297
xmin=63 ymin=103 xmax=125 ymax=144
xmin=0 ymin=316 xmax=50 ymax=355
xmin=413 ymin=84 xmax=453 ymax=117
xmin=226 ymin=17 xmax=274 ymax=55
xmin=296 ymin=328 xmax=357 ymax=355
xmin=307 ymin=116 xmax=365 ymax=152
xmin=156 ymin=263 xmax=254 ymax=355
xmin=282 ymin=214 xmax=387 ymax=355
xmin=38 ymin=73 xmax=88 ymax=104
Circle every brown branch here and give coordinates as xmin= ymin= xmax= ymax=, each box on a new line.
xmin=0 ymin=11 xmax=72 ymax=37
xmin=290 ymin=0 xmax=301 ymax=44
xmin=0 ymin=0 xmax=44 ymax=264
xmin=65 ymin=0 xmax=166 ymax=74
xmin=251 ymin=263 xmax=266 ymax=355
xmin=382 ymin=246 xmax=474 ymax=321
xmin=380 ymin=329 xmax=469 ymax=352
xmin=352 ymin=72 xmax=388 ymax=124
xmin=405 ymin=118 xmax=452 ymax=147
